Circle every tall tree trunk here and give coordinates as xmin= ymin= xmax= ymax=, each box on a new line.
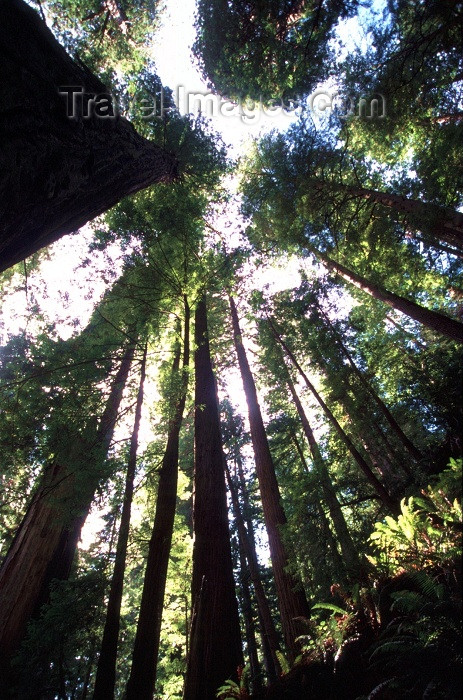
xmin=183 ymin=296 xmax=243 ymax=700
xmin=307 ymin=245 xmax=463 ymax=343
xmin=268 ymin=322 xmax=399 ymax=513
xmin=0 ymin=0 xmax=178 ymax=272
xmin=319 ymin=309 xmax=423 ymax=461
xmin=0 ymin=342 xmax=135 ymax=665
xmin=126 ymin=300 xmax=190 ymax=700
xmin=234 ymin=456 xmax=280 ymax=682
xmin=237 ymin=539 xmax=262 ymax=694
xmin=225 ymin=463 xmax=281 ymax=681
xmin=93 ymin=343 xmax=147 ymax=700
xmin=229 ymin=296 xmax=311 ymax=659
xmin=281 ymin=361 xmax=363 ymax=578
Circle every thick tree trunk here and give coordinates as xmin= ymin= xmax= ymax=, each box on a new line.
xmin=225 ymin=463 xmax=281 ymax=682
xmin=126 ymin=302 xmax=190 ymax=700
xmin=0 ymin=0 xmax=178 ymax=272
xmin=308 ymin=245 xmax=463 ymax=343
xmin=229 ymin=296 xmax=311 ymax=659
xmin=0 ymin=342 xmax=134 ymax=664
xmin=183 ymin=296 xmax=243 ymax=700
xmin=93 ymin=344 xmax=147 ymax=700
xmin=269 ymin=323 xmax=399 ymax=513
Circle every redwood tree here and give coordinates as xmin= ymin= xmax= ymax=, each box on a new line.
xmin=0 ymin=0 xmax=178 ymax=272
xmin=229 ymin=295 xmax=311 ymax=659
xmin=126 ymin=300 xmax=190 ymax=700
xmin=307 ymin=245 xmax=463 ymax=344
xmin=0 ymin=341 xmax=135 ymax=667
xmin=93 ymin=343 xmax=148 ymax=700
xmin=183 ymin=296 xmax=243 ymax=700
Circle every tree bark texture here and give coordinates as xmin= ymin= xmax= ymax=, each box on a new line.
xmin=309 ymin=246 xmax=463 ymax=344
xmin=93 ymin=343 xmax=147 ymax=700
xmin=0 ymin=342 xmax=134 ymax=663
xmin=0 ymin=0 xmax=178 ymax=272
xmin=229 ymin=296 xmax=311 ymax=659
xmin=183 ymin=296 xmax=243 ymax=700
xmin=235 ymin=455 xmax=280 ymax=683
xmin=237 ymin=537 xmax=262 ymax=694
xmin=126 ymin=302 xmax=190 ymax=700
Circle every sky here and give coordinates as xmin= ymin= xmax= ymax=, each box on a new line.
xmin=149 ymin=0 xmax=300 ymax=153
xmin=2 ymin=0 xmax=359 ymax=551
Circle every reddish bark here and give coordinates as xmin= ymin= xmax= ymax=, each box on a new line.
xmin=225 ymin=462 xmax=281 ymax=681
xmin=0 ymin=0 xmax=178 ymax=272
xmin=0 ymin=343 xmax=134 ymax=662
xmin=183 ymin=296 xmax=243 ymax=700
xmin=309 ymin=245 xmax=463 ymax=343
xmin=229 ymin=296 xmax=311 ymax=659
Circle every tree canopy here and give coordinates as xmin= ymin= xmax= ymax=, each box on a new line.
xmin=0 ymin=1 xmax=462 ymax=698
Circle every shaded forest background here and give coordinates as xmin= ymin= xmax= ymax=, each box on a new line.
xmin=0 ymin=1 xmax=462 ymax=699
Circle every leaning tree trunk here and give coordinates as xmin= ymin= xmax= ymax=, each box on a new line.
xmin=0 ymin=342 xmax=135 ymax=665
xmin=312 ymin=179 xmax=463 ymax=252
xmin=229 ymin=296 xmax=311 ymax=660
xmin=93 ymin=344 xmax=147 ymax=700
xmin=318 ymin=308 xmax=423 ymax=461
xmin=126 ymin=301 xmax=190 ymax=700
xmin=269 ymin=322 xmax=399 ymax=514
xmin=279 ymin=352 xmax=364 ymax=580
xmin=308 ymin=245 xmax=463 ymax=343
xmin=0 ymin=0 xmax=178 ymax=272
xmin=183 ymin=296 xmax=243 ymax=700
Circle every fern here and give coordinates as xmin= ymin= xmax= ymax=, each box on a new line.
xmin=312 ymin=602 xmax=349 ymax=615
xmin=276 ymin=650 xmax=291 ymax=675
xmin=368 ymin=460 xmax=462 ymax=574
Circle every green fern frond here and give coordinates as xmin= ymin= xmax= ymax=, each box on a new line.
xmin=276 ymin=650 xmax=291 ymax=675
xmin=370 ymin=639 xmax=419 ymax=658
xmin=312 ymin=602 xmax=349 ymax=615
xmin=390 ymin=590 xmax=427 ymax=613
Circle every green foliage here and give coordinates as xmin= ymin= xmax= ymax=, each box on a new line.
xmin=11 ymin=563 xmax=106 ymax=698
xmin=367 ymin=569 xmax=462 ymax=699
xmin=368 ymin=460 xmax=462 ymax=574
xmin=216 ymin=664 xmax=250 ymax=699
xmin=296 ymin=603 xmax=353 ymax=660
xmin=194 ymin=0 xmax=358 ymax=102
xmin=1 ymin=1 xmax=463 ymax=697
xmin=35 ymin=0 xmax=161 ymax=79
